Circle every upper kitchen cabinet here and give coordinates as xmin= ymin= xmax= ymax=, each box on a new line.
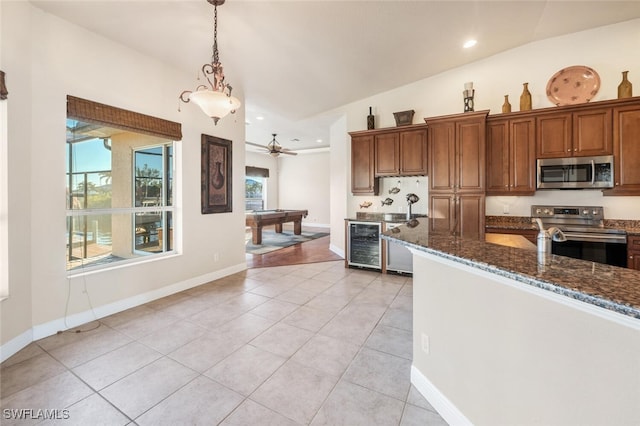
xmin=399 ymin=128 xmax=428 ymax=175
xmin=536 ymin=107 xmax=612 ymax=158
xmin=606 ymin=102 xmax=640 ymax=195
xmin=374 ymin=125 xmax=428 ymax=176
xmin=374 ymin=132 xmax=400 ymax=176
xmin=427 ymin=110 xmax=488 ymax=193
xmin=486 ymin=116 xmax=536 ymax=195
xmin=350 ymin=134 xmax=379 ymax=195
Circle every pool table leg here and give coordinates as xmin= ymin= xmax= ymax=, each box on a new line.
xmin=293 ymin=219 xmax=302 ymax=235
xmin=251 ymin=226 xmax=262 ymax=245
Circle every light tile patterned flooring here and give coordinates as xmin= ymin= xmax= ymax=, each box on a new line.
xmin=1 ymin=261 xmax=448 ymax=425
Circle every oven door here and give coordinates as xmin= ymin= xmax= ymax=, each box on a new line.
xmin=552 ymin=232 xmax=627 ymax=267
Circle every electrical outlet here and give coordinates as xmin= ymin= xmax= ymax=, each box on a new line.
xmin=421 ymin=333 xmax=430 ymax=354
xmin=503 ymin=204 xmax=510 ymax=214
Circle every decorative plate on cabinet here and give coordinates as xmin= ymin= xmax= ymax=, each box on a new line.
xmin=546 ymin=65 xmax=600 ymax=106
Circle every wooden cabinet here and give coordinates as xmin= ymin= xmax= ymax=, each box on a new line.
xmin=427 ymin=111 xmax=488 ymax=239
xmin=486 ymin=116 xmax=536 ymax=195
xmin=606 ymin=103 xmax=640 ymax=195
xmin=485 ymin=227 xmax=537 ymax=244
xmin=399 ymin=128 xmax=428 ymax=175
xmin=374 ymin=126 xmax=428 ymax=176
xmin=350 ymin=134 xmax=379 ymax=194
xmin=628 ymin=236 xmax=640 ymax=270
xmin=536 ymin=107 xmax=612 ymax=158
xmin=374 ymin=132 xmax=399 ymax=175
xmin=429 ymin=112 xmax=486 ymax=193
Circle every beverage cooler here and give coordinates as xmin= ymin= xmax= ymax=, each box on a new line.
xmin=347 ymin=221 xmax=381 ymax=270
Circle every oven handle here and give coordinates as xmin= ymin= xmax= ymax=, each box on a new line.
xmin=591 ymin=159 xmax=595 ymax=186
xmin=561 ymin=232 xmax=627 ymax=244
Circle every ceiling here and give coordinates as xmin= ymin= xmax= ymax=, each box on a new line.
xmin=31 ymin=1 xmax=640 ymax=152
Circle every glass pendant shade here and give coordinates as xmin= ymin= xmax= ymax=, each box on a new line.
xmin=189 ymin=89 xmax=241 ymax=124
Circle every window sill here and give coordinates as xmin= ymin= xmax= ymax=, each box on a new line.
xmin=66 ymin=251 xmax=182 ymax=278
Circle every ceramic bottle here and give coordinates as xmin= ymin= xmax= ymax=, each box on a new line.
xmin=502 ymin=95 xmax=511 ymax=113
xmin=618 ymin=71 xmax=633 ymax=99
xmin=520 ymin=83 xmax=532 ymax=111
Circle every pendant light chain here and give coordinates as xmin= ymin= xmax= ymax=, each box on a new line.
xmin=212 ymin=3 xmax=219 ymax=64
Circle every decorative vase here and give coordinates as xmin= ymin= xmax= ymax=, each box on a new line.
xmin=520 ymin=83 xmax=532 ymax=111
xmin=618 ymin=71 xmax=633 ymax=99
xmin=211 ymin=161 xmax=224 ymax=189
xmin=502 ymin=95 xmax=511 ymax=113
xmin=367 ymin=106 xmax=375 ymax=130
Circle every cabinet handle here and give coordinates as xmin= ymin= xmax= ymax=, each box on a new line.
xmin=631 ymin=255 xmax=634 ymax=259
xmin=567 ymin=149 xmax=571 ymax=152
xmin=574 ymin=148 xmax=577 ymax=152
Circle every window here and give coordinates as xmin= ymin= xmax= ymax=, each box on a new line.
xmin=66 ymin=96 xmax=181 ymax=273
xmin=66 ymin=120 xmax=176 ymax=272
xmin=245 ymin=166 xmax=269 ymax=211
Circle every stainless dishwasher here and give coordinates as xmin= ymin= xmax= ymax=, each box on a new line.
xmin=385 ymin=222 xmax=413 ymax=274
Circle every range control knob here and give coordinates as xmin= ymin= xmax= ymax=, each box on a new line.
xmin=535 ymin=208 xmax=542 ymax=214
xmin=582 ymin=209 xmax=590 ymax=215
xmin=592 ymin=210 xmax=598 ymax=215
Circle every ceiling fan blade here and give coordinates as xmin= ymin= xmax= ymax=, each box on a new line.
xmin=280 ymin=150 xmax=298 ymax=156
xmin=246 ymin=141 xmax=269 ymax=149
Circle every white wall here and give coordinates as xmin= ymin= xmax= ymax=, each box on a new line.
xmin=278 ymin=150 xmax=331 ymax=227
xmin=330 ymin=18 xmax=640 ymax=255
xmin=412 ymin=252 xmax=640 ymax=425
xmin=329 ymin=116 xmax=348 ymax=257
xmin=1 ymin=2 xmax=247 ymax=353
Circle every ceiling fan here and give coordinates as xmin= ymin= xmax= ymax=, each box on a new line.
xmin=246 ymin=133 xmax=298 ymax=157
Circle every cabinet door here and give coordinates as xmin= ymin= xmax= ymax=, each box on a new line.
xmin=429 ymin=194 xmax=455 ymax=234
xmin=374 ymin=132 xmax=399 ymax=176
xmin=627 ymin=236 xmax=640 ymax=270
xmin=351 ymin=135 xmax=378 ymax=194
xmin=457 ymin=119 xmax=485 ymax=193
xmin=510 ymin=117 xmax=536 ymax=193
xmin=399 ymin=129 xmax=428 ymax=175
xmin=573 ymin=108 xmax=612 ymax=156
xmin=536 ymin=113 xmax=571 ymax=158
xmin=457 ymin=194 xmax=485 ymax=240
xmin=610 ymin=105 xmax=640 ymax=194
xmin=486 ymin=120 xmax=509 ymax=194
xmin=429 ymin=122 xmax=456 ymax=191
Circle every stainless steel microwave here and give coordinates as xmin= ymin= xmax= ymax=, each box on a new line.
xmin=537 ymin=155 xmax=614 ymax=189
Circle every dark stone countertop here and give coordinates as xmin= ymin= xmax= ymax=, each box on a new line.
xmin=345 ymin=212 xmax=428 ymax=223
xmin=382 ymin=218 xmax=640 ymax=320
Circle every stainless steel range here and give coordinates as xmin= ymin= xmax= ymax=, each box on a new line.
xmin=531 ymin=205 xmax=627 ymax=267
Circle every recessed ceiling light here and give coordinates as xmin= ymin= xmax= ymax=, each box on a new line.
xmin=291 ymin=138 xmax=300 ymax=142
xmin=463 ymin=39 xmax=477 ymax=49
xmin=256 ymin=116 xmax=264 ymax=120
xmin=316 ymin=139 xmax=323 ymax=143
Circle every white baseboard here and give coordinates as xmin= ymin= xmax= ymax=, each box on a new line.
xmin=0 ymin=329 xmax=33 ymax=363
xmin=411 ymin=365 xmax=473 ymax=426
xmin=1 ymin=262 xmax=247 ymax=362
xmin=329 ymin=244 xmax=345 ymax=258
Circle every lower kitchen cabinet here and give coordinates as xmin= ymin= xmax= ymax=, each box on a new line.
xmin=628 ymin=235 xmax=640 ymax=270
xmin=486 ymin=227 xmax=537 ymax=244
xmin=429 ymin=193 xmax=485 ymax=240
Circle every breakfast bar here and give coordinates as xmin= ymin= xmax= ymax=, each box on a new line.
xmin=382 ymin=218 xmax=640 ymax=425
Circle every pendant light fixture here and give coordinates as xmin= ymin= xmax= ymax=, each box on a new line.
xmin=179 ymin=0 xmax=241 ymax=125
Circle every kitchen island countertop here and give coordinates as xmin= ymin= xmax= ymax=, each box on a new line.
xmin=382 ymin=218 xmax=640 ymax=320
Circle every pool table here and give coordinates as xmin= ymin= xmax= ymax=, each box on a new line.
xmin=246 ymin=209 xmax=308 ymax=245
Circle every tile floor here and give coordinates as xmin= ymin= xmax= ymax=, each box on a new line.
xmin=1 ymin=261 xmax=448 ymax=425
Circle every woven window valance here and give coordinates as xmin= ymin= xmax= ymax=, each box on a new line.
xmin=67 ymin=95 xmax=182 ymax=141
xmin=246 ymin=166 xmax=270 ymax=178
